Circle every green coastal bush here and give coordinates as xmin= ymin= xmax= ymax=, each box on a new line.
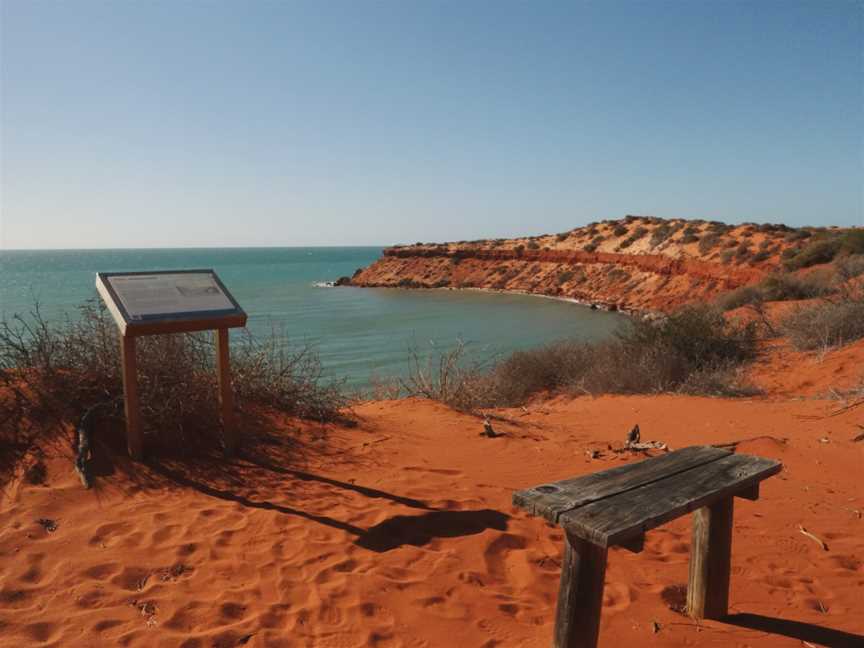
xmin=404 ymin=305 xmax=759 ymax=410
xmin=682 ymin=233 xmax=700 ymax=244
xmin=619 ymin=226 xmax=648 ymax=249
xmin=650 ymin=224 xmax=674 ymax=247
xmin=783 ymin=230 xmax=864 ymax=270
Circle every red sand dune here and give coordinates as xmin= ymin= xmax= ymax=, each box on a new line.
xmin=2 ymin=391 xmax=862 ymax=647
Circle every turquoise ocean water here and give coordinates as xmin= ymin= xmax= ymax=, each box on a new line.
xmin=0 ymin=248 xmax=625 ymax=387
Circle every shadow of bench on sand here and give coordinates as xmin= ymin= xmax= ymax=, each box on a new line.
xmin=724 ymin=613 xmax=864 ymax=648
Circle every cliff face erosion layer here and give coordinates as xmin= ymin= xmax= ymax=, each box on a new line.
xmin=349 ymin=216 xmax=813 ymax=312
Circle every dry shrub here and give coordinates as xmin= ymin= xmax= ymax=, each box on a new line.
xmin=835 ymin=254 xmax=864 ymax=281
xmin=650 ymin=224 xmax=674 ymax=247
xmin=400 ymin=340 xmax=499 ymax=412
xmin=404 ymin=306 xmax=759 ymax=410
xmin=698 ymin=233 xmax=720 ymax=254
xmin=716 ymin=272 xmax=835 ymax=311
xmin=557 ymin=270 xmax=575 ymax=284
xmin=781 ymin=296 xmax=864 ymax=351
xmin=0 ymin=300 xmax=346 ymax=473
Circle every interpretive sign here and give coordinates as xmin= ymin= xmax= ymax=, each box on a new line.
xmin=95 ymin=270 xmax=246 ymax=461
xmin=96 ymin=270 xmax=246 ymax=336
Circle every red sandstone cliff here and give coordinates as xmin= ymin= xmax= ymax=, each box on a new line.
xmin=349 ymin=216 xmax=808 ymax=312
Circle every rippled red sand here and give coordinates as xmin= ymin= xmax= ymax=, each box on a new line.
xmin=2 ymin=386 xmax=862 ymax=647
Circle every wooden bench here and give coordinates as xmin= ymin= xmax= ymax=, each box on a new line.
xmin=513 ymin=445 xmax=782 ymax=648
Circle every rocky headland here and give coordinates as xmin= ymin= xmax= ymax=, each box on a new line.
xmin=345 ymin=216 xmax=824 ymax=312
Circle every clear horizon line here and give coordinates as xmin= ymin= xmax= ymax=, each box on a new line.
xmin=0 ymin=244 xmax=391 ymax=252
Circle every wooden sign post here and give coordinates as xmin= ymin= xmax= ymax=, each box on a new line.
xmin=96 ymin=270 xmax=247 ymax=460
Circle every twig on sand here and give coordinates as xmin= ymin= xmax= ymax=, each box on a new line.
xmin=622 ymin=440 xmax=669 ymax=452
xmin=800 ymin=396 xmax=864 ymax=420
xmin=710 ymin=435 xmax=788 ymax=451
xmin=798 ymin=525 xmax=829 ymax=551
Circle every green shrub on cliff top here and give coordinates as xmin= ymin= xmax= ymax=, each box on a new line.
xmin=783 ymin=230 xmax=864 ymax=270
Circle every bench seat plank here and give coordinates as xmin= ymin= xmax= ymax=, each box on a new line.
xmin=513 ymin=445 xmax=731 ymax=523
xmin=559 ymin=453 xmax=782 ymax=547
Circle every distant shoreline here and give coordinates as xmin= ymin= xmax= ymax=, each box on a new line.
xmin=336 ymin=282 xmax=646 ymax=317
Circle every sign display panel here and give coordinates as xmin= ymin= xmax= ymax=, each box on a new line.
xmin=96 ymin=269 xmax=246 ymax=336
xmin=107 ymin=272 xmax=235 ymax=320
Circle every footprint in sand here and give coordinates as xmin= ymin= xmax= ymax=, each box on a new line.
xmin=18 ymin=555 xmax=44 ymax=584
xmin=0 ymin=588 xmax=30 ymax=610
xmin=602 ymin=581 xmax=637 ymax=613
xmin=151 ymin=524 xmax=180 ymax=545
xmin=258 ymin=602 xmax=292 ymax=629
xmin=81 ymin=562 xmax=122 ymax=580
xmin=110 ymin=565 xmax=151 ymax=591
xmin=366 ymin=630 xmax=402 ymax=647
xmin=91 ymin=618 xmax=124 ymax=632
xmin=483 ymin=533 xmax=528 ymax=582
xmin=26 ymin=621 xmax=59 ymax=642
xmin=88 ymin=521 xmax=132 ymax=546
xmin=177 ymin=542 xmax=198 ymax=557
xmin=830 ymin=555 xmax=862 ymax=572
xmin=75 ymin=588 xmax=109 ymax=609
xmin=163 ymin=601 xmax=205 ymax=631
xmin=219 ymin=601 xmax=247 ymax=622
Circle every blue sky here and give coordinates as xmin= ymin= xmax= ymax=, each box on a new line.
xmin=1 ymin=1 xmax=861 ymax=249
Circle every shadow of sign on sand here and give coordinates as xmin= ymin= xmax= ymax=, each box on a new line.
xmin=355 ymin=510 xmax=510 ymax=552
xmin=152 ymin=462 xmax=510 ymax=552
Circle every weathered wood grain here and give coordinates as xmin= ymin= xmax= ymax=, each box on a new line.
xmin=559 ymin=454 xmax=781 ymax=547
xmin=687 ymin=498 xmax=734 ymax=619
xmin=216 ymin=328 xmax=237 ymax=457
xmin=120 ymin=335 xmax=143 ymax=461
xmin=737 ymin=483 xmax=760 ymax=501
xmin=554 ymin=532 xmax=608 ymax=648
xmin=513 ymin=446 xmax=731 ymax=523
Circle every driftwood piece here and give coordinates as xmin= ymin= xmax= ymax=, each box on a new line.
xmin=798 ymin=525 xmax=829 ymax=551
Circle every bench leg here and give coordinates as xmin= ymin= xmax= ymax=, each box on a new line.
xmin=687 ymin=497 xmax=734 ymax=620
xmin=554 ymin=532 xmax=608 ymax=648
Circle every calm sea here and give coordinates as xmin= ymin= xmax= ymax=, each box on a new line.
xmin=0 ymin=248 xmax=625 ymax=387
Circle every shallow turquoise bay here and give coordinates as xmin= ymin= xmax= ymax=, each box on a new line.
xmin=0 ymin=248 xmax=626 ymax=387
